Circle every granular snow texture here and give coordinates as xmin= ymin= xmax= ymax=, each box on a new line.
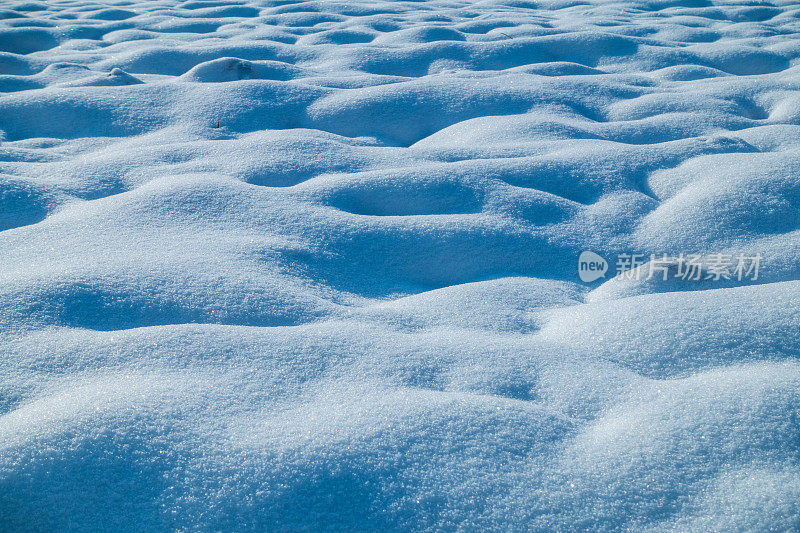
xmin=2 ymin=0 xmax=800 ymax=530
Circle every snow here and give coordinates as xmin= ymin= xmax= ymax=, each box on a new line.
xmin=1 ymin=0 xmax=800 ymax=529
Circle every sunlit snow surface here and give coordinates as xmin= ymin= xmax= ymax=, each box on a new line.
xmin=2 ymin=0 xmax=800 ymax=529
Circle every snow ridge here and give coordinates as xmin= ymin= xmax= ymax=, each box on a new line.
xmin=2 ymin=0 xmax=800 ymax=530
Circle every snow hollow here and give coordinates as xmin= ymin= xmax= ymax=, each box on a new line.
xmin=2 ymin=0 xmax=800 ymax=530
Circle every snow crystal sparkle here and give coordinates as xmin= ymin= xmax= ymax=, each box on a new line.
xmin=2 ymin=0 xmax=798 ymax=529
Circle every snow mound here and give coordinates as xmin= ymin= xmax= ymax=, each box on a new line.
xmin=2 ymin=0 xmax=800 ymax=529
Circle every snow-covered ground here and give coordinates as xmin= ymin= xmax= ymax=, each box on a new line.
xmin=2 ymin=0 xmax=800 ymax=529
